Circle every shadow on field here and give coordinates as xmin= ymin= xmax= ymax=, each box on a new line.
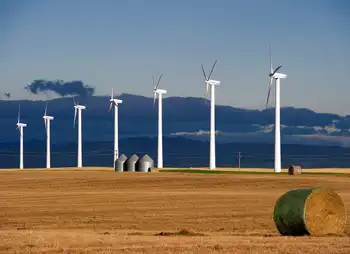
xmin=154 ymin=229 xmax=206 ymax=236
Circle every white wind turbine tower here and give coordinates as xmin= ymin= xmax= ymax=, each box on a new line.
xmin=43 ymin=102 xmax=54 ymax=169
xmin=153 ymin=74 xmax=167 ymax=169
xmin=109 ymin=88 xmax=123 ymax=168
xmin=201 ymin=60 xmax=220 ymax=170
xmin=16 ymin=105 xmax=27 ymax=169
xmin=265 ymin=45 xmax=287 ymax=173
xmin=73 ymin=97 xmax=86 ymax=168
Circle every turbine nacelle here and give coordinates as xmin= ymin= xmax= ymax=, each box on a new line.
xmin=110 ymin=99 xmax=123 ymax=104
xmin=206 ymin=80 xmax=220 ymax=86
xmin=74 ymin=105 xmax=86 ymax=110
xmin=154 ymin=89 xmax=167 ymax=94
xmin=271 ymin=72 xmax=287 ymax=79
xmin=43 ymin=116 xmax=54 ymax=120
xmin=17 ymin=123 xmax=27 ymax=128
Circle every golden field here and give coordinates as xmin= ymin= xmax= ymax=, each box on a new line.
xmin=0 ymin=169 xmax=349 ymax=253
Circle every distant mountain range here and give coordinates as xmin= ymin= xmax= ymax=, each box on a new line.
xmin=1 ymin=93 xmax=350 ymax=169
xmin=0 ymin=93 xmax=350 ymax=147
xmin=1 ymin=137 xmax=350 ymax=169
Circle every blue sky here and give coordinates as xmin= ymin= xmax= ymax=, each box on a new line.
xmin=0 ymin=0 xmax=349 ymax=115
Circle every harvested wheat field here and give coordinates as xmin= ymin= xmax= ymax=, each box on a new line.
xmin=0 ymin=170 xmax=350 ymax=253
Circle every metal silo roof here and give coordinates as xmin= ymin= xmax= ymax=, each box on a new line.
xmin=136 ymin=154 xmax=154 ymax=172
xmin=124 ymin=154 xmax=139 ymax=172
xmin=118 ymin=154 xmax=127 ymax=162
xmin=139 ymin=154 xmax=154 ymax=163
xmin=126 ymin=154 xmax=139 ymax=163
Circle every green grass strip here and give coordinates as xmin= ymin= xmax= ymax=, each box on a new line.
xmin=159 ymin=169 xmax=347 ymax=176
xmin=159 ymin=169 xmax=284 ymax=175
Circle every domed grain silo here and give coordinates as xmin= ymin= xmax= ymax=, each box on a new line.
xmin=115 ymin=154 xmax=127 ymax=172
xmin=124 ymin=154 xmax=139 ymax=172
xmin=136 ymin=154 xmax=154 ymax=172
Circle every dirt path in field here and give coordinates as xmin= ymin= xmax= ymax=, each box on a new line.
xmin=0 ymin=171 xmax=349 ymax=253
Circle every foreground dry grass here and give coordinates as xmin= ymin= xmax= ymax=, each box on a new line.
xmin=0 ymin=171 xmax=349 ymax=253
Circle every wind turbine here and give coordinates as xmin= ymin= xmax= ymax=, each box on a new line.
xmin=16 ymin=105 xmax=27 ymax=169
xmin=73 ymin=97 xmax=86 ymax=168
xmin=43 ymin=102 xmax=54 ymax=169
xmin=109 ymin=88 xmax=122 ymax=168
xmin=153 ymin=74 xmax=167 ymax=169
xmin=201 ymin=60 xmax=220 ymax=170
xmin=265 ymin=45 xmax=287 ymax=173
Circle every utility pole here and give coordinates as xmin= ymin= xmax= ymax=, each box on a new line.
xmin=237 ymin=152 xmax=242 ymax=169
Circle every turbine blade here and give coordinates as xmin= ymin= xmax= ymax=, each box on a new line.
xmin=72 ymin=96 xmax=76 ymax=106
xmin=17 ymin=105 xmax=20 ymax=124
xmin=111 ymin=88 xmax=114 ymax=100
xmin=265 ymin=87 xmax=272 ymax=109
xmin=269 ymin=44 xmax=273 ymax=73
xmin=272 ymin=65 xmax=283 ymax=76
xmin=155 ymin=73 xmax=163 ymax=90
xmin=153 ymin=92 xmax=157 ymax=108
xmin=201 ymin=64 xmax=207 ymax=81
xmin=73 ymin=108 xmax=77 ymax=128
xmin=44 ymin=119 xmax=47 ymax=135
xmin=207 ymin=60 xmax=217 ymax=80
xmin=44 ymin=102 xmax=47 ymax=117
xmin=265 ymin=77 xmax=273 ymax=109
xmin=205 ymin=82 xmax=209 ymax=104
xmin=108 ymin=102 xmax=113 ymax=112
xmin=152 ymin=76 xmax=155 ymax=89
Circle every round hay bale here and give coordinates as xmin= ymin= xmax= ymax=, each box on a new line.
xmin=273 ymin=187 xmax=346 ymax=236
xmin=288 ymin=165 xmax=302 ymax=175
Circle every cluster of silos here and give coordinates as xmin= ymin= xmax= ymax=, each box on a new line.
xmin=115 ymin=154 xmax=154 ymax=172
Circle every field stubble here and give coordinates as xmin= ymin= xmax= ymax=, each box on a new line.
xmin=0 ymin=170 xmax=349 ymax=253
